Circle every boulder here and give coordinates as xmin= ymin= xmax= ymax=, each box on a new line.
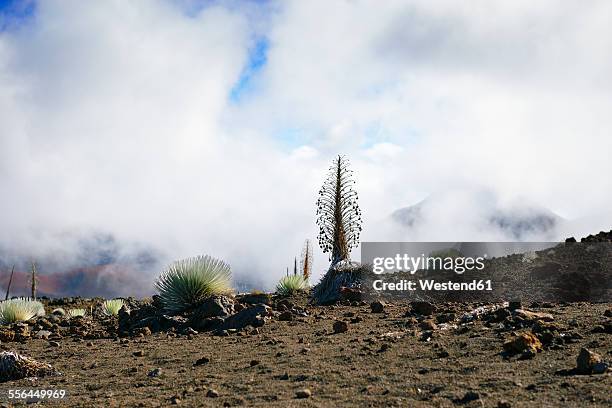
xmin=192 ymin=296 xmax=235 ymax=319
xmin=221 ymin=304 xmax=270 ymax=331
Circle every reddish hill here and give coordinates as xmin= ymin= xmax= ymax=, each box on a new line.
xmin=0 ymin=264 xmax=152 ymax=299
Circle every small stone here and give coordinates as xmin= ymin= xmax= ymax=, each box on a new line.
xmin=278 ymin=311 xmax=293 ymax=321
xmin=48 ymin=341 xmax=60 ymax=347
xmin=295 ymin=389 xmax=312 ymax=399
xmin=194 ymin=357 xmax=210 ymax=366
xmin=139 ymin=327 xmax=152 ymax=336
xmin=456 ymin=391 xmax=479 ymax=404
xmin=333 ymin=320 xmax=349 ymax=334
xmin=370 ymin=301 xmax=386 ymax=313
xmin=133 ymin=350 xmax=145 ymax=357
xmin=419 ymin=320 xmax=437 ymax=331
xmin=411 ymin=301 xmax=435 ymax=316
xmin=148 ymin=368 xmax=162 ymax=377
xmin=576 ymin=348 xmax=602 ymax=374
xmin=206 ymin=389 xmax=219 ymax=398
xmin=170 ymin=395 xmax=181 ymax=405
xmin=497 ymin=400 xmax=512 ymax=408
xmin=378 ymin=343 xmax=391 ymax=353
xmin=86 ymin=341 xmax=94 ymax=346
xmin=508 ymin=301 xmax=522 ymax=311
xmin=604 ymin=309 xmax=612 ymax=318
xmin=249 ymin=359 xmax=260 ymax=367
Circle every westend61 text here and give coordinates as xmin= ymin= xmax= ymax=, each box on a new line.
xmin=372 ymin=279 xmax=493 ymax=292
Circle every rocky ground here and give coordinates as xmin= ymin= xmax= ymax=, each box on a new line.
xmin=0 ymin=295 xmax=610 ymax=407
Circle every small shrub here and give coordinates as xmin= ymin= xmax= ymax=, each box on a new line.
xmin=102 ymin=299 xmax=125 ymax=316
xmin=155 ymin=255 xmax=232 ymax=314
xmin=276 ymin=275 xmax=309 ymax=296
xmin=0 ymin=298 xmax=45 ymax=325
xmin=67 ymin=308 xmax=86 ymax=318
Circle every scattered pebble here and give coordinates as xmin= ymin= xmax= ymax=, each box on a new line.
xmin=370 ymin=301 xmax=386 ymax=314
xmin=296 ymin=389 xmax=312 ymax=399
xmin=194 ymin=357 xmax=210 ymax=366
xmin=206 ymin=389 xmax=219 ymax=398
xmin=411 ymin=301 xmax=435 ymax=316
xmin=133 ymin=350 xmax=145 ymax=357
xmin=333 ymin=320 xmax=349 ymax=334
xmin=419 ymin=320 xmax=437 ymax=331
xmin=148 ymin=368 xmax=162 ymax=377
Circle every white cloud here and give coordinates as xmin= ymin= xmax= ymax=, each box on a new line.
xmin=0 ymin=1 xmax=611 ymax=294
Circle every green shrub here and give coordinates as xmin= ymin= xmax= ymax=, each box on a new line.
xmin=67 ymin=308 xmax=86 ymax=318
xmin=0 ymin=298 xmax=45 ymax=324
xmin=102 ymin=299 xmax=124 ymax=316
xmin=276 ymin=275 xmax=309 ymax=296
xmin=154 ymin=255 xmax=232 ymax=314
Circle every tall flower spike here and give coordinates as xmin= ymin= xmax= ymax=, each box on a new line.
xmin=300 ymin=239 xmax=313 ymax=280
xmin=316 ymin=155 xmax=362 ymax=266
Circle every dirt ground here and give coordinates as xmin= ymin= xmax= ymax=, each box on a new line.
xmin=0 ymin=298 xmax=610 ymax=408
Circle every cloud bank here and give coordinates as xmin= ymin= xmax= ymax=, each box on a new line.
xmin=1 ymin=1 xmax=611 ymax=294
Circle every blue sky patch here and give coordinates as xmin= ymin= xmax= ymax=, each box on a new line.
xmin=0 ymin=0 xmax=35 ymax=31
xmin=229 ymin=36 xmax=269 ymax=103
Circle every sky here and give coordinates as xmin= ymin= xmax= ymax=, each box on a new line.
xmin=1 ymin=0 xmax=611 ymax=293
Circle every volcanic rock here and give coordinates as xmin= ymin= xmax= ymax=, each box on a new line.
xmin=296 ymin=389 xmax=312 ymax=399
xmin=514 ymin=309 xmax=554 ymax=322
xmin=503 ymin=332 xmax=542 ymax=355
xmin=370 ymin=301 xmax=386 ymax=313
xmin=419 ymin=320 xmax=437 ymax=331
xmin=576 ymin=348 xmax=603 ymax=374
xmin=333 ymin=320 xmax=349 ymax=334
xmin=411 ymin=301 xmax=435 ymax=316
xmin=220 ymin=304 xmax=271 ymax=331
xmin=192 ymin=296 xmax=235 ymax=320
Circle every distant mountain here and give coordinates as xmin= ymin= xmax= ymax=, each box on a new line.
xmin=391 ymin=192 xmax=564 ymax=241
